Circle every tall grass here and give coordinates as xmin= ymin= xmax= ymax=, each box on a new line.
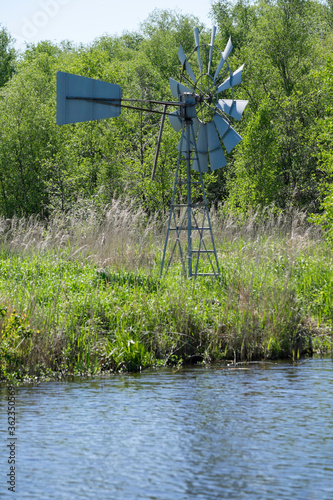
xmin=0 ymin=199 xmax=332 ymax=380
xmin=1 ymin=197 xmax=161 ymax=269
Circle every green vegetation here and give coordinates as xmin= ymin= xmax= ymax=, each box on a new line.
xmin=0 ymin=202 xmax=331 ymax=381
xmin=0 ymin=25 xmax=16 ymax=88
xmin=1 ymin=2 xmax=333 ymax=379
xmin=0 ymin=2 xmax=333 ymax=222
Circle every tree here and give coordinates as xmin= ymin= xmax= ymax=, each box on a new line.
xmin=0 ymin=44 xmax=59 ymax=216
xmin=0 ymin=25 xmax=16 ymax=87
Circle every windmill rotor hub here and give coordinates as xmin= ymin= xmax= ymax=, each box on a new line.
xmin=192 ymin=73 xmax=217 ymax=124
xmin=180 ymin=92 xmax=197 ymax=120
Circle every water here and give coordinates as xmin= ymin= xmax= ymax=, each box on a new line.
xmin=1 ymin=358 xmax=333 ymax=499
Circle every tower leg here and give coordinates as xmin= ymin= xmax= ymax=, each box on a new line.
xmin=186 ymin=119 xmax=192 ymax=278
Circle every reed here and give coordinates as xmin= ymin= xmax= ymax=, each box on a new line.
xmin=0 ymin=199 xmax=331 ymax=380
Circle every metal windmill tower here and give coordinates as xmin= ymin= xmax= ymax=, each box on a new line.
xmin=57 ymin=26 xmax=248 ymax=278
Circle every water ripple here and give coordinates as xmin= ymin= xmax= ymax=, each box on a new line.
xmin=1 ymin=358 xmax=333 ymax=499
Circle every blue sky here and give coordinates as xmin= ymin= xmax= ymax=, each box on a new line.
xmin=2 ymin=0 xmax=213 ymax=51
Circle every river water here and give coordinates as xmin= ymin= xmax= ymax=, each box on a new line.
xmin=1 ymin=358 xmax=333 ymax=499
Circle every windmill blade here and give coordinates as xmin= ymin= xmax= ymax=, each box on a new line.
xmin=57 ymin=71 xmax=121 ymax=125
xmin=207 ymin=122 xmax=227 ymax=170
xmin=218 ymin=99 xmax=248 ymax=121
xmin=209 ymin=147 xmax=227 ymax=171
xmin=169 ymin=111 xmax=183 ymax=132
xmin=192 ymin=123 xmax=209 ymax=173
xmin=213 ymin=112 xmax=242 ymax=153
xmin=217 ymin=64 xmax=244 ymax=93
xmin=222 ymin=127 xmax=242 ymax=153
xmin=178 ymin=135 xmax=195 ymax=154
xmin=213 ymin=113 xmax=230 ymax=138
xmin=177 ymin=129 xmax=186 ymax=154
xmin=194 ymin=27 xmax=203 ymax=75
xmin=178 ymin=45 xmax=197 ymax=84
xmin=191 ymin=116 xmax=200 ymax=137
xmin=207 ymin=26 xmax=217 ymax=75
xmin=214 ymin=37 xmax=233 ymax=82
xmin=169 ymin=78 xmax=193 ymax=99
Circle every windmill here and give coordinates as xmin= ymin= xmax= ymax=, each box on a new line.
xmin=57 ymin=26 xmax=248 ymax=278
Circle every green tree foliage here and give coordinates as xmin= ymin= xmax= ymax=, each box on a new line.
xmin=310 ymin=50 xmax=333 ymax=241
xmin=0 ymin=45 xmax=58 ymax=216
xmin=0 ymin=25 xmax=16 ymax=87
xmin=140 ymin=9 xmax=205 ymax=79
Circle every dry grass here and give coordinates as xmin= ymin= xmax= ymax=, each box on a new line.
xmin=0 ymin=198 xmax=164 ymax=270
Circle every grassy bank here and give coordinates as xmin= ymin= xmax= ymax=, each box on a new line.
xmin=0 ymin=200 xmax=332 ymax=381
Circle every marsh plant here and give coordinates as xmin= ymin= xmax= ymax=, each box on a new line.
xmin=0 ymin=199 xmax=332 ymax=380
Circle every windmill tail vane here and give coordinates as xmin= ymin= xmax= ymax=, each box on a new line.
xmin=56 ymin=26 xmax=248 ymax=279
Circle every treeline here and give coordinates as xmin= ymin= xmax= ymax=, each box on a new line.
xmin=0 ymin=1 xmax=333 ymax=238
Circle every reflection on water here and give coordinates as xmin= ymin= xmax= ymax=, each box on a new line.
xmin=1 ymin=358 xmax=333 ymax=499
